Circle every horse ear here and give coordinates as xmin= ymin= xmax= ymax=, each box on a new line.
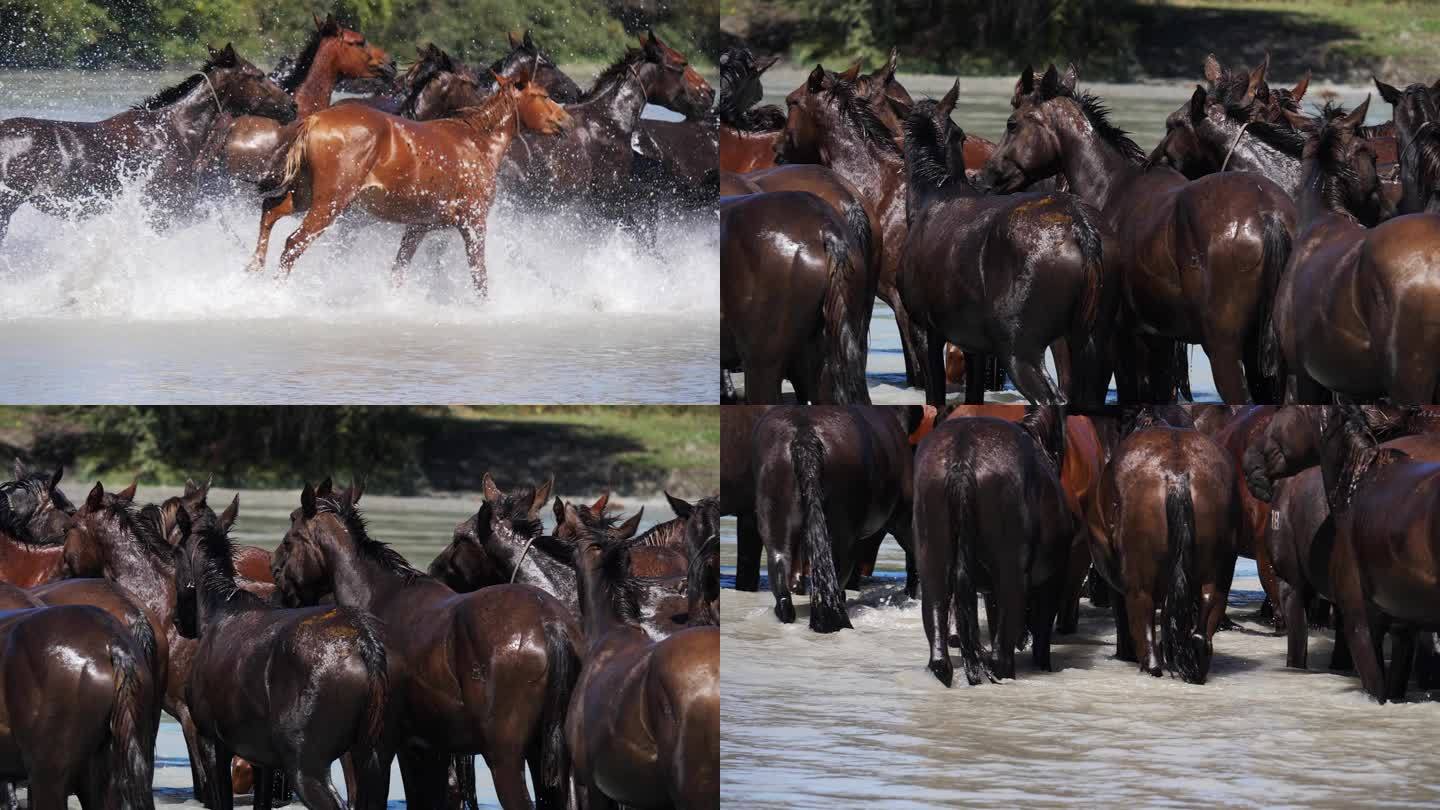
xmin=49 ymin=466 xmax=63 ymax=490
xmin=616 ymin=507 xmax=643 ymax=539
xmin=1292 ymin=70 xmax=1310 ymax=101
xmin=323 ymin=13 xmax=338 ymax=32
xmin=173 ymin=504 xmax=191 ymax=541
xmin=86 ymin=482 xmax=104 ymax=512
xmin=1202 ymin=53 xmax=1222 ymax=85
xmin=886 ymin=94 xmax=912 ymax=122
xmin=938 ymin=78 xmax=960 ymax=118
xmin=313 ymin=12 xmax=324 ymax=29
xmin=482 ymin=472 xmax=501 ymax=503
xmin=808 ymin=64 xmax=825 ymax=93
xmin=1242 ymin=58 xmax=1268 ymax=105
xmin=756 ymin=54 xmax=779 ymax=75
xmin=1341 ymin=95 xmax=1371 ymax=129
xmin=348 ymin=479 xmax=364 ymax=505
xmin=1039 ymin=64 xmax=1062 ymax=98
xmin=561 ymin=502 xmax=584 ymax=534
xmin=530 ymin=476 xmax=554 ymax=517
xmin=1281 ymin=108 xmax=1312 ymax=131
xmin=316 ymin=477 xmax=333 ymax=499
xmin=883 ymin=47 xmax=899 ymax=81
xmin=591 ymin=491 xmax=610 ymax=513
xmin=1188 ymin=84 xmax=1208 ymax=123
xmin=301 ymin=482 xmax=317 ymax=519
xmin=837 ymin=60 xmax=861 ymax=84
xmin=665 ymin=491 xmax=693 ymax=519
xmin=1017 ymin=64 xmax=1035 ymax=97
xmin=641 ymin=29 xmax=661 ymax=58
xmin=1061 ymin=63 xmax=1079 ymax=94
xmin=183 ymin=478 xmax=198 ymax=496
xmin=1375 ymin=77 xmax=1401 ymax=106
xmin=13 ymin=458 xmax=28 ymax=479
xmin=116 ymin=478 xmax=138 ymax=503
xmin=552 ymin=496 xmax=565 ymax=527
xmin=219 ymin=494 xmax=239 ymax=531
xmin=508 ymin=30 xmax=522 ymax=49
xmin=523 ymin=29 xmax=535 ymax=51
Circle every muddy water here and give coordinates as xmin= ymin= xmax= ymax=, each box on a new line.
xmin=719 ymin=515 xmax=1440 ymax=807
xmin=753 ymin=72 xmax=1388 ymax=405
xmin=47 ymin=485 xmax=671 ymax=808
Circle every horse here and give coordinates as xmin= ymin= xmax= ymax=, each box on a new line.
xmin=719 ymin=45 xmax=784 ymax=174
xmin=561 ymin=505 xmax=719 ymax=809
xmin=499 ymin=32 xmax=712 ymax=217
xmin=912 ymin=408 xmax=1072 ymax=687
xmin=721 ymin=190 xmax=872 ymax=404
xmin=172 ymin=507 xmax=390 ymax=809
xmin=0 ymin=462 xmax=74 ymax=587
xmin=0 ymin=44 xmax=294 ymax=245
xmin=897 ymin=85 xmax=1112 ymax=407
xmin=728 ymin=164 xmax=882 ymax=282
xmin=981 ymin=64 xmax=1296 ymax=404
xmin=1374 ymin=77 xmax=1440 ymax=215
xmin=218 ymin=14 xmax=393 ymax=184
xmin=678 ymin=496 xmax=720 ymax=627
xmin=248 ymin=70 xmax=572 ymax=296
xmin=1208 ymin=406 xmax=1284 ymax=625
xmin=0 ymin=603 xmax=159 ymax=809
xmin=1270 ymin=99 xmax=1440 ymax=403
xmin=157 ymin=477 xmax=275 ymax=584
xmin=482 ymin=30 xmax=584 ymax=102
xmin=721 ymin=406 xmax=770 ymax=592
xmin=751 ymin=406 xmax=913 ymax=632
xmin=273 ymin=482 xmax=582 ymax=809
xmin=60 ymin=483 xmax=273 ymax=804
xmin=1085 ymin=409 xmax=1240 ymax=683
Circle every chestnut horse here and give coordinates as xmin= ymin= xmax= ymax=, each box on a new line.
xmin=898 ymin=86 xmax=1111 ymax=406
xmin=220 ymin=14 xmax=393 ymax=183
xmin=562 ymin=505 xmax=719 ymax=809
xmin=982 ymin=64 xmax=1295 ymax=404
xmin=249 ymin=71 xmax=572 ymax=295
xmin=913 ymin=408 xmax=1073 ymax=687
xmin=0 ymin=462 xmax=75 ymax=587
xmin=1087 ymin=409 xmax=1239 ymax=683
xmin=751 ymin=406 xmax=913 ymax=632
xmin=0 ymin=44 xmax=294 ymax=245
xmin=0 ymin=604 xmax=159 ymax=809
xmin=273 ymin=483 xmax=582 ymax=808
xmin=1270 ymin=100 xmax=1440 ymax=402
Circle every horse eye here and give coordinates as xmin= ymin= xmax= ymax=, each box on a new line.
xmin=1006 ymin=119 xmax=1017 ymax=132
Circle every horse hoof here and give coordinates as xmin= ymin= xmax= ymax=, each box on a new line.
xmin=774 ymin=600 xmax=795 ymax=624
xmin=928 ymin=659 xmax=954 ymax=688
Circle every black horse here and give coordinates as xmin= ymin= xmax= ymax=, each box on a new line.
xmin=912 ymin=408 xmax=1073 ymax=686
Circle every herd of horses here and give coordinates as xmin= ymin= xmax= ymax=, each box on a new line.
xmin=723 ymin=403 xmax=1440 ymax=701
xmin=0 ymin=463 xmax=719 ymax=808
xmin=720 ymin=45 xmax=1440 ymax=406
xmin=0 ymin=17 xmax=717 ymax=295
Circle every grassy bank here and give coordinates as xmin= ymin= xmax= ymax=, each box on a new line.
xmin=0 ymin=406 xmax=719 ymax=499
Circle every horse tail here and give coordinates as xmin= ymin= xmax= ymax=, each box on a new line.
xmin=538 ymin=619 xmax=579 ymax=801
xmin=1069 ymin=203 xmax=1104 ymax=334
xmin=944 ymin=458 xmax=987 ymax=684
xmin=1257 ymin=212 xmax=1293 ymax=391
xmin=843 ymin=196 xmax=875 ymax=282
xmin=1173 ymin=342 xmax=1192 ymax=402
xmin=107 ymin=636 xmax=155 ymax=810
xmin=354 ymin=614 xmax=389 ymax=744
xmin=794 ymin=419 xmax=850 ymax=632
xmin=266 ymin=116 xmax=317 ymax=199
xmin=821 ymin=211 xmax=870 ymax=405
xmin=1162 ymin=473 xmax=1205 ymax=684
xmin=125 ymin=615 xmax=161 ymax=735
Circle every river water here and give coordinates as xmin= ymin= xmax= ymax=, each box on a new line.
xmin=755 ymin=72 xmax=1389 ymax=405
xmin=0 ymin=70 xmax=717 ymax=404
xmin=719 ymin=514 xmax=1440 ymax=807
xmin=44 ymin=484 xmax=672 ymax=808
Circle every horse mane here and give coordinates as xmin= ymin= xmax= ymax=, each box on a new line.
xmin=901 ymin=98 xmax=966 ymax=189
xmin=634 ymin=517 xmax=682 ymax=547
xmin=192 ymin=517 xmax=242 ymax=609
xmin=581 ymin=528 xmax=644 ymax=625
xmin=581 ymin=48 xmax=648 ymax=103
xmin=1400 ymin=113 xmax=1440 ymax=199
xmin=399 ymin=54 xmax=453 ymax=118
xmin=316 ymin=496 xmax=425 ymax=582
xmin=0 ymin=470 xmax=70 ymax=545
xmin=1020 ymin=407 xmax=1067 ymax=471
xmin=1307 ymin=101 xmax=1364 ymax=217
xmin=130 ymin=502 xmax=183 ymax=562
xmin=1360 ymin=120 xmax=1396 ymax=140
xmin=730 ymin=105 xmax=786 ymax=131
xmin=281 ymin=27 xmax=330 ymax=94
xmin=828 ymin=76 xmax=902 ymax=157
xmin=1325 ymin=408 xmax=1402 ymax=512
xmin=1075 ymin=91 xmax=1144 ymax=164
xmin=718 ymin=45 xmax=784 ymax=130
xmin=452 ymin=88 xmax=516 ymax=133
xmin=134 ymin=50 xmax=235 ymax=110
xmin=489 ymin=486 xmax=545 ymax=539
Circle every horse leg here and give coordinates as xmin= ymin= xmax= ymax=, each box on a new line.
xmin=759 ymin=507 xmax=797 ymax=624
xmin=1006 ymin=349 xmax=1062 ymax=406
xmin=915 ymin=478 xmax=956 ymax=686
xmin=277 ymin=197 xmax=351 ymax=279
xmin=1205 ymin=338 xmax=1251 ymax=405
xmin=880 ymin=280 xmax=923 ymax=389
xmin=1416 ymin=632 xmax=1440 ymax=690
xmin=210 ymin=741 xmax=236 ymax=810
xmin=248 ymin=191 xmax=294 ymax=273
xmin=1126 ymin=590 xmax=1161 ymax=676
xmin=458 ymin=220 xmax=491 ymax=298
xmin=992 ymin=575 xmax=1024 ymax=680
xmin=391 ymin=225 xmax=434 ymax=287
xmin=963 ymin=352 xmax=986 ymax=404
xmin=398 ymin=749 xmax=448 ymax=809
xmin=742 ymin=358 xmax=783 ymax=404
xmin=486 ymin=752 xmax=534 ymax=810
xmin=171 ymin=699 xmax=212 ymax=802
xmin=924 ymin=329 xmax=947 ymax=409
xmin=734 ymin=513 xmax=762 ymax=592
xmin=1055 ymin=528 xmax=1090 ymax=634
xmin=290 ymin=767 xmax=343 ymax=810
xmin=1111 ymin=586 xmax=1135 ymax=661
xmin=1387 ymin=626 xmax=1417 ymax=702
xmin=1051 ymin=338 xmax=1073 ymax=395
xmin=254 ymin=766 xmax=274 ymax=810
xmin=1281 ymin=581 xmax=1308 ymax=669
xmin=0 ymin=190 xmax=23 ymax=247
xmin=23 ymin=772 xmax=69 ymax=810
xmin=584 ymin=783 xmax=618 ymax=810
xmin=1334 ymin=555 xmax=1386 ymax=700
xmin=1330 ymin=605 xmax=1354 ymax=672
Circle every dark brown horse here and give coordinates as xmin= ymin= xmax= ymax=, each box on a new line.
xmin=1086 ymin=410 xmax=1239 ymax=683
xmin=751 ymin=406 xmax=913 ymax=632
xmin=158 ymin=477 xmax=275 ymax=584
xmin=721 ymin=190 xmax=872 ymax=404
xmin=0 ymin=45 xmax=294 ymax=244
xmin=1375 ymin=77 xmax=1440 ymax=215
xmin=719 ymin=45 xmax=784 ymax=174
xmin=273 ymin=483 xmax=581 ymax=808
xmin=732 ymin=164 xmax=881 ymax=283
xmin=913 ymin=408 xmax=1073 ymax=687
xmin=483 ymin=30 xmax=584 ymax=103
xmin=173 ymin=507 xmax=390 ymax=809
xmin=1208 ymin=406 xmax=1283 ymax=624
xmin=220 ymin=15 xmax=393 ymax=183
xmin=562 ymin=506 xmax=719 ymax=809
xmin=1270 ymin=99 xmax=1440 ymax=403
xmin=0 ymin=462 xmax=75 ymax=587
xmin=0 ymin=603 xmax=159 ymax=808
xmin=898 ymin=85 xmax=1111 ymax=406
xmin=249 ymin=71 xmax=572 ymax=295
xmin=677 ymin=496 xmax=720 ymax=627
xmin=982 ymin=64 xmax=1296 ymax=404
xmin=721 ymin=406 xmax=770 ymax=593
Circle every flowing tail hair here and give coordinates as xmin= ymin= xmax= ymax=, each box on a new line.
xmin=820 ymin=204 xmax=871 ymax=405
xmin=944 ymin=459 xmax=991 ymax=685
xmin=125 ymin=615 xmax=162 ymax=736
xmin=107 ymin=636 xmax=155 ymax=810
xmin=262 ymin=116 xmax=318 ymax=200
xmin=1256 ymin=213 xmax=1294 ymax=397
xmin=1070 ymin=204 xmax=1104 ymax=335
xmin=537 ymin=619 xmax=580 ymax=806
xmin=793 ymin=419 xmax=851 ymax=632
xmin=1161 ymin=473 xmax=1206 ymax=684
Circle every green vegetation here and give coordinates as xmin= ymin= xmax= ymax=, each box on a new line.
xmin=723 ymin=0 xmax=1440 ymax=81
xmin=0 ymin=406 xmax=719 ymax=498
xmin=0 ymin=0 xmax=717 ymax=70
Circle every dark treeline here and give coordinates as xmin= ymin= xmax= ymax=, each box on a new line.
xmin=0 ymin=0 xmax=718 ymax=69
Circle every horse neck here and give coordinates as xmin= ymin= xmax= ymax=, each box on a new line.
xmin=458 ymin=97 xmax=520 ymax=166
xmin=490 ymin=533 xmax=573 ymax=593
xmin=1224 ymin=129 xmax=1303 ymax=195
xmin=1398 ymin=128 xmax=1440 ymax=215
xmin=823 ymin=128 xmax=904 ymax=216
xmin=902 ymin=136 xmax=976 ymax=215
xmin=195 ymin=560 xmax=257 ymax=631
xmin=577 ymin=564 xmax=630 ymax=640
xmin=587 ymin=66 xmax=650 ymax=131
xmin=151 ymin=81 xmax=226 ymax=155
xmin=1296 ymin=160 xmax=1356 ymax=230
xmin=292 ymin=41 xmax=343 ymax=116
xmin=322 ymin=534 xmax=409 ymax=610
xmin=1055 ymin=114 xmax=1137 ymax=211
xmin=106 ymin=534 xmax=177 ymax=624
